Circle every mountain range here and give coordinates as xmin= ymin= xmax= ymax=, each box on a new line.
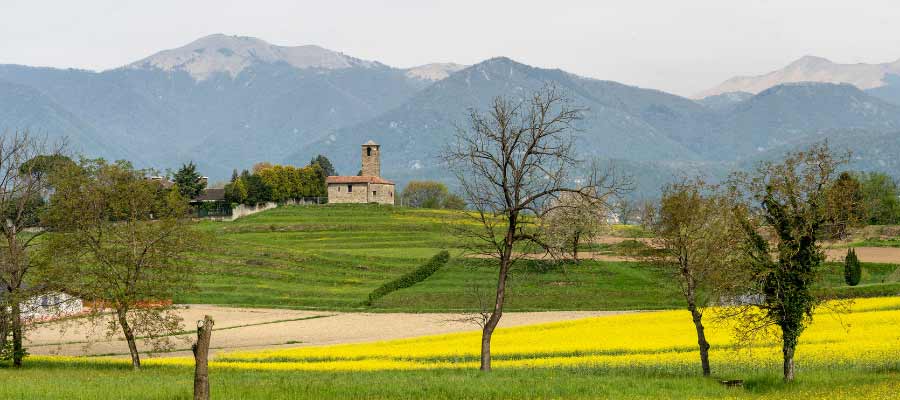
xmin=2 ymin=34 xmax=900 ymax=195
xmin=696 ymin=55 xmax=900 ymax=98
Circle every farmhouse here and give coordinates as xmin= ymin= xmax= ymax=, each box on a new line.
xmin=326 ymin=140 xmax=395 ymax=205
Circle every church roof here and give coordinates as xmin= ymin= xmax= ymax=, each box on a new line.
xmin=363 ymin=140 xmax=379 ymax=146
xmin=326 ymin=175 xmax=394 ymax=185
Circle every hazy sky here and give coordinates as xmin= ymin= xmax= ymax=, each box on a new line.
xmin=3 ymin=0 xmax=900 ymax=96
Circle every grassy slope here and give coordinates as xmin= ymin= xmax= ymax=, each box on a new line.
xmin=181 ymin=205 xmax=459 ymax=309
xmin=180 ymin=204 xmax=900 ymax=311
xmin=182 ymin=204 xmax=685 ymax=311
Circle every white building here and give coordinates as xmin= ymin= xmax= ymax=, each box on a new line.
xmin=3 ymin=289 xmax=84 ymax=321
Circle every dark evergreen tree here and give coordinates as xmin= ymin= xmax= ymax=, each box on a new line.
xmin=173 ymin=161 xmax=205 ymax=199
xmin=309 ymin=155 xmax=336 ymax=177
xmin=844 ymin=248 xmax=861 ymax=286
xmin=242 ymin=174 xmax=272 ymax=205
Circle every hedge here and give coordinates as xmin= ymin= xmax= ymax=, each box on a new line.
xmin=366 ymin=250 xmax=450 ymax=305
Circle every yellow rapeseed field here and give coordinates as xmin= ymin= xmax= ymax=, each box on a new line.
xmin=144 ymin=297 xmax=899 ymax=373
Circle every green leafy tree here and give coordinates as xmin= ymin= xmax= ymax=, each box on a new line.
xmin=642 ymin=178 xmax=746 ymax=376
xmin=824 ymin=172 xmax=865 ymax=239
xmin=857 ymin=172 xmax=900 ymax=224
xmin=309 ymin=155 xmax=336 ymax=177
xmin=240 ymin=171 xmax=272 ymax=205
xmin=730 ymin=142 xmax=851 ymax=381
xmin=173 ymin=161 xmax=205 ymax=199
xmin=399 ymin=181 xmax=465 ymax=209
xmin=224 ymin=178 xmax=248 ymax=204
xmin=302 ymin=164 xmax=327 ymax=197
xmin=46 ymin=159 xmax=204 ymax=369
xmin=19 ymin=154 xmax=76 ymax=182
xmin=401 ymin=181 xmax=450 ymax=208
xmin=442 ymin=193 xmax=466 ymax=210
xmin=0 ymin=132 xmax=62 ymax=367
xmin=844 ymin=248 xmax=861 ymax=286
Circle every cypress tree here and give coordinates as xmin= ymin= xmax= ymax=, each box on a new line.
xmin=844 ymin=248 xmax=861 ymax=286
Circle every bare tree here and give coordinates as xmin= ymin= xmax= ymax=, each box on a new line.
xmin=641 ymin=177 xmax=745 ymax=376
xmin=0 ymin=131 xmax=63 ymax=366
xmin=444 ymin=86 xmax=628 ymax=371
xmin=613 ymin=196 xmax=640 ymax=225
xmin=46 ymin=159 xmax=203 ymax=369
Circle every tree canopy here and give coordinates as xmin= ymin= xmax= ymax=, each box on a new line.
xmin=46 ymin=159 xmax=203 ymax=369
xmin=173 ymin=161 xmax=205 ymax=199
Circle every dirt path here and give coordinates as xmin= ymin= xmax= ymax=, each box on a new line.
xmin=467 ymin=242 xmax=900 ymax=264
xmin=468 ymin=251 xmax=636 ymax=262
xmin=26 ymin=305 xmax=631 ymax=358
xmin=824 ymin=247 xmax=900 ymax=264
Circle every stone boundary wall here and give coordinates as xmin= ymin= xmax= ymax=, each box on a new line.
xmin=229 ymin=202 xmax=278 ymax=221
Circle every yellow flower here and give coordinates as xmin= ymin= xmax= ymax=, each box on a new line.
xmin=201 ymin=297 xmax=900 ymax=372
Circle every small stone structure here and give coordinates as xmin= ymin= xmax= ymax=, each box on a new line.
xmin=327 ymin=140 xmax=395 ymax=205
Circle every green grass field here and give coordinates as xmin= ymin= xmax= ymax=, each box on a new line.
xmin=4 ymin=205 xmax=900 ymax=399
xmin=181 ymin=204 xmax=900 ymax=311
xmin=1 ymin=359 xmax=896 ymax=399
xmin=182 ymin=204 xmax=690 ymax=311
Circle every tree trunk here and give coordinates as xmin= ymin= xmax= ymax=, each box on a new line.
xmin=480 ymin=257 xmax=510 ymax=371
xmin=11 ymin=301 xmax=23 ymax=367
xmin=0 ymin=303 xmax=9 ymax=354
xmin=783 ymin=340 xmax=796 ymax=382
xmin=571 ymin=233 xmax=579 ymax=262
xmin=117 ymin=308 xmax=141 ymax=369
xmin=688 ymin=304 xmax=711 ymax=376
xmin=193 ymin=315 xmax=214 ymax=400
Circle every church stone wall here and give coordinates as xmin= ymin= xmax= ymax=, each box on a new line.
xmin=328 ymin=183 xmax=369 ymax=204
xmin=368 ymin=183 xmax=395 ymax=205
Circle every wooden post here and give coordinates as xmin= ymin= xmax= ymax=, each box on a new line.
xmin=192 ymin=315 xmax=214 ymax=400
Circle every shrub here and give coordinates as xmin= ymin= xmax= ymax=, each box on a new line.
xmin=844 ymin=248 xmax=862 ymax=286
xmin=366 ymin=250 xmax=450 ymax=305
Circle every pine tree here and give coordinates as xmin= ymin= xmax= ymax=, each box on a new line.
xmin=309 ymin=155 xmax=336 ymax=177
xmin=173 ymin=161 xmax=205 ymax=199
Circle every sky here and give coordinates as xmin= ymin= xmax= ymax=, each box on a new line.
xmin=3 ymin=0 xmax=900 ymax=97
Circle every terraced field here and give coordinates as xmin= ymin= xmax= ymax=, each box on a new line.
xmin=182 ymin=205 xmax=688 ymax=311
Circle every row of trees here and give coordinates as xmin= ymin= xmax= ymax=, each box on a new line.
xmin=224 ymin=158 xmax=331 ymax=205
xmin=448 ymin=86 xmax=860 ymax=382
xmin=0 ymin=133 xmax=201 ymax=369
xmin=639 ymin=144 xmax=850 ymax=381
xmin=822 ymin=171 xmax=900 ymax=237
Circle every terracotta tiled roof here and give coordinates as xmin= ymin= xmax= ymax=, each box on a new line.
xmin=326 ymin=175 xmax=394 ymax=185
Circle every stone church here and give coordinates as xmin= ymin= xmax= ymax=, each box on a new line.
xmin=326 ymin=140 xmax=396 ymax=205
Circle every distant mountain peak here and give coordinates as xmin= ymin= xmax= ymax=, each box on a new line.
xmin=695 ymin=55 xmax=900 ymax=99
xmin=404 ymin=63 xmax=466 ymax=81
xmin=124 ymin=33 xmax=380 ymax=80
xmin=788 ymin=55 xmax=833 ymax=67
